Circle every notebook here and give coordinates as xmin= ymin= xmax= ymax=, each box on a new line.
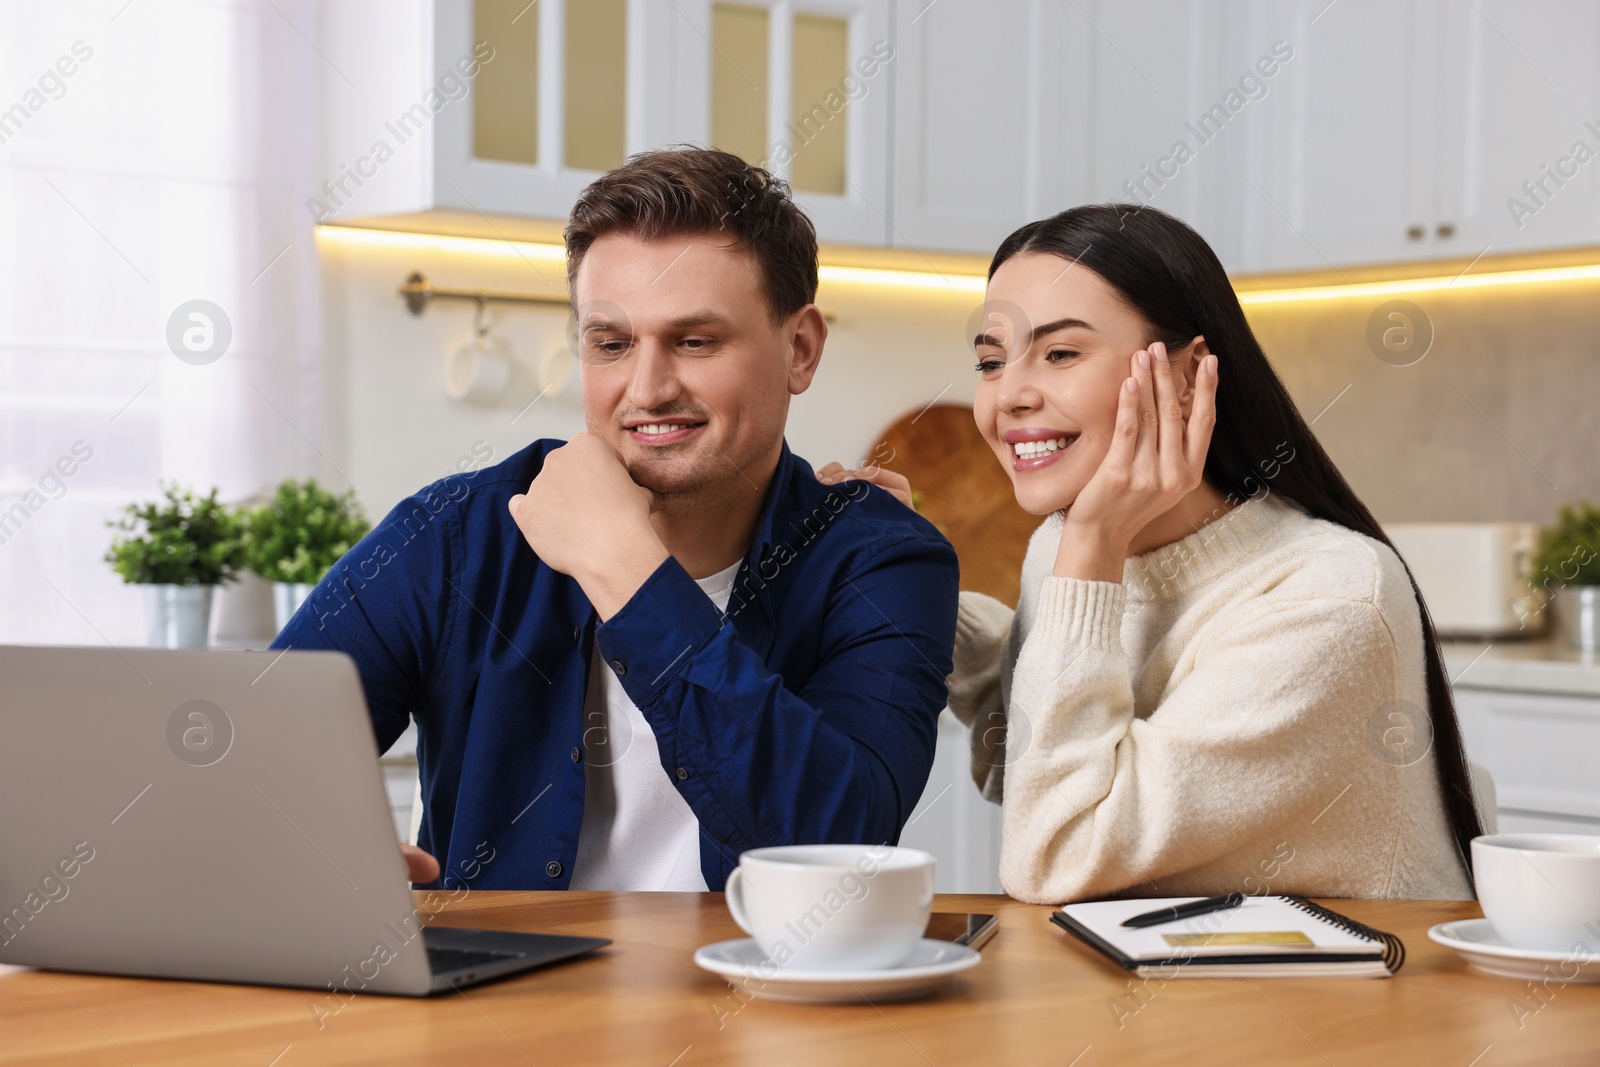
xmin=1049 ymin=895 xmax=1405 ymax=978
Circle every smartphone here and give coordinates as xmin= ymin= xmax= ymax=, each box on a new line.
xmin=924 ymin=913 xmax=998 ymax=950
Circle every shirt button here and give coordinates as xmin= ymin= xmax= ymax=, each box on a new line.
xmin=546 ymin=860 xmax=563 ymax=879
xmin=570 ymin=746 xmax=580 ymax=763
xmin=675 ymin=766 xmax=690 ymax=780
xmin=609 ymin=658 xmax=627 ymax=676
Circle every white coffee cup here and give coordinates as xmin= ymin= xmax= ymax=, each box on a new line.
xmin=444 ymin=334 xmax=511 ymax=404
xmin=1472 ymin=833 xmax=1600 ymax=953
xmin=723 ymin=844 xmax=935 ymax=971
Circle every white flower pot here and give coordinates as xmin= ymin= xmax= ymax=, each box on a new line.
xmin=272 ymin=581 xmax=315 ymax=631
xmin=144 ymin=585 xmax=214 ymax=648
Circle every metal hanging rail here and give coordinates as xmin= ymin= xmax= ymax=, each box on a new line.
xmin=400 ymin=272 xmax=569 ymax=315
xmin=399 ymin=271 xmax=836 ymax=320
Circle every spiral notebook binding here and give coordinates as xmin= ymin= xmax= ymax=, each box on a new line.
xmin=1280 ymin=895 xmax=1406 ymax=974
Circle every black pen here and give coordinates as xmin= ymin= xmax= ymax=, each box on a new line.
xmin=1120 ymin=893 xmax=1245 ymax=929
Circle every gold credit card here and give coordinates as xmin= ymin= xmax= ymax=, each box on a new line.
xmin=1162 ymin=931 xmax=1314 ymax=948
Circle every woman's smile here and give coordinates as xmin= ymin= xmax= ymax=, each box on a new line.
xmin=1002 ymin=427 xmax=1081 ymax=472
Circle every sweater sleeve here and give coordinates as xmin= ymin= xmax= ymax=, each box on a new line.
xmin=946 ymin=591 xmax=1016 ymax=803
xmin=999 ymin=575 xmax=1408 ymax=904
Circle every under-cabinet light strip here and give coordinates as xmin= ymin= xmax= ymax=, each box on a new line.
xmin=316 ymin=226 xmax=1600 ymax=302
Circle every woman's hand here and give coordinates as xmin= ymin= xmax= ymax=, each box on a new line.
xmin=816 ymin=460 xmax=913 ymax=509
xmin=1055 ymin=341 xmax=1219 ymax=582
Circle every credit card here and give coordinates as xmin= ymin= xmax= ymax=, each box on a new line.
xmin=1162 ymin=931 xmax=1315 ymax=947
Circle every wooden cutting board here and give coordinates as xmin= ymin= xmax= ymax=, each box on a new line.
xmin=871 ymin=403 xmax=1039 ymax=608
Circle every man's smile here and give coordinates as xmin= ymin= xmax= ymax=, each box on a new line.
xmin=623 ymin=417 xmax=707 ymax=446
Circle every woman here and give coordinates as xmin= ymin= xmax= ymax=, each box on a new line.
xmin=820 ymin=205 xmax=1478 ymax=903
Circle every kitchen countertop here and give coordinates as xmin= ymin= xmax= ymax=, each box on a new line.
xmin=1441 ymin=637 xmax=1600 ymax=697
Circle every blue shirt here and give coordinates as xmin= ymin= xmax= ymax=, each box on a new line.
xmin=272 ymin=439 xmax=959 ymax=891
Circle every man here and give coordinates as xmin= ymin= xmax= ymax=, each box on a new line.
xmin=274 ymin=148 xmax=959 ymax=892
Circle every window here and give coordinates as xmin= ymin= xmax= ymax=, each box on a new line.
xmin=0 ymin=2 xmax=322 ymax=645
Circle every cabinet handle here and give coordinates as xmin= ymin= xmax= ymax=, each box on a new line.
xmin=1406 ymin=225 xmax=1425 ymax=240
xmin=1436 ymin=223 xmax=1455 ymax=238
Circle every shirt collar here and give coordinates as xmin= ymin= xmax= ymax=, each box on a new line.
xmin=746 ymin=439 xmax=800 ymax=570
xmin=721 ymin=440 xmax=809 ymax=633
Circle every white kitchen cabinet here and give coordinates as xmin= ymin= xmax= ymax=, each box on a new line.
xmin=886 ymin=0 xmax=1314 ymax=269
xmin=1433 ymin=0 xmax=1600 ymax=258
xmin=430 ymin=0 xmax=703 ymax=221
xmin=1072 ymin=1 xmax=1227 ymax=260
xmin=889 ymin=0 xmax=1451 ymax=269
xmin=899 ymin=0 xmax=1600 ymax=269
xmin=1070 ymin=1 xmax=1299 ymax=275
xmin=890 ymin=0 xmax=1088 ymax=255
xmin=1248 ymin=0 xmax=1442 ymax=272
xmin=320 ymin=0 xmax=664 ymax=226
xmin=1453 ymin=686 xmax=1600 ymax=836
xmin=324 ymin=1 xmax=1600 ymax=266
xmin=323 ymin=0 xmax=891 ymax=245
xmin=1248 ymin=0 xmax=1600 ymax=272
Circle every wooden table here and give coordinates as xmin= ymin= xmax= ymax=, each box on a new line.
xmin=2 ymin=893 xmax=1596 ymax=1066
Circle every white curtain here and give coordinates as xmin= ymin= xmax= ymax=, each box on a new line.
xmin=0 ymin=0 xmax=326 ymax=644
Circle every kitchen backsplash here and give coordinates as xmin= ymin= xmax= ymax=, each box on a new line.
xmin=1243 ymin=280 xmax=1600 ymax=523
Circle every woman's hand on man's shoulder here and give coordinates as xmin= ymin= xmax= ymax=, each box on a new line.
xmin=816 ymin=461 xmax=913 ymax=510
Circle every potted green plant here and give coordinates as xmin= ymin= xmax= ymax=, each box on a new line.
xmin=1528 ymin=501 xmax=1600 ymax=652
xmin=105 ymin=485 xmax=246 ymax=648
xmin=245 ymin=479 xmax=371 ymax=630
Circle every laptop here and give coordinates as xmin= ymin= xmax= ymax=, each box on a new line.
xmin=0 ymin=645 xmax=609 ymax=996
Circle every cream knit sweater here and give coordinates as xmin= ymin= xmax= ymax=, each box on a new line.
xmin=948 ymin=491 xmax=1473 ymax=904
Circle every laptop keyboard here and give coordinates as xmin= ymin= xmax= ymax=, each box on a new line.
xmin=427 ymin=946 xmax=523 ymax=974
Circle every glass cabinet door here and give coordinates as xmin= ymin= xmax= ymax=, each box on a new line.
xmin=470 ymin=0 xmax=628 ymax=173
xmin=473 ymin=0 xmax=540 ymax=165
xmin=789 ymin=11 xmax=850 ymax=196
xmin=707 ymin=0 xmax=891 ymax=243
xmin=711 ymin=4 xmax=771 ymax=167
xmin=435 ymin=0 xmax=640 ymax=220
xmin=434 ymin=0 xmax=889 ymax=243
xmin=563 ymin=0 xmax=628 ymax=173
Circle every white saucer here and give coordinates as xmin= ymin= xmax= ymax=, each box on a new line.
xmin=1428 ymin=919 xmax=1600 ymax=982
xmin=693 ymin=938 xmax=981 ymax=1003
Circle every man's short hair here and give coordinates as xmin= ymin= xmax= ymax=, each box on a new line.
xmin=564 ymin=146 xmax=819 ymax=325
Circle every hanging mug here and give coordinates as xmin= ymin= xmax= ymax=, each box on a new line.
xmin=444 ymin=298 xmax=512 ymax=405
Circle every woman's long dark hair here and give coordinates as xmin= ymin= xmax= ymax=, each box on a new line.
xmin=990 ymin=203 xmax=1482 ymax=886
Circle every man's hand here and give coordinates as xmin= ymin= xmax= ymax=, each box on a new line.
xmin=401 ymin=843 xmax=440 ymax=884
xmin=508 ymin=433 xmax=670 ymax=620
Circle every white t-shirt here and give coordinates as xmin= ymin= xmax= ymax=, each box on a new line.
xmin=569 ymin=560 xmax=741 ymax=890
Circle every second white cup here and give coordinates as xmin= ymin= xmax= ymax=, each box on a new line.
xmin=724 ymin=844 xmax=935 ymax=971
xmin=1473 ymin=833 xmax=1600 ymax=953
